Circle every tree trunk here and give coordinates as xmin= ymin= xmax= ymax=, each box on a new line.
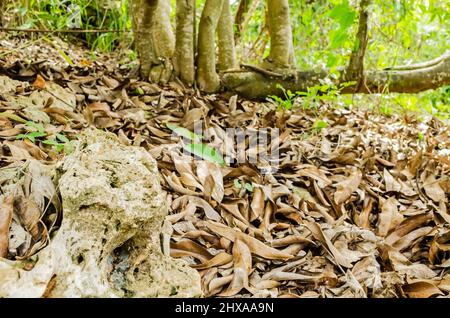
xmin=265 ymin=0 xmax=295 ymax=69
xmin=222 ymin=53 xmax=450 ymax=99
xmin=196 ymin=0 xmax=224 ymax=93
xmin=234 ymin=0 xmax=252 ymax=42
xmin=174 ymin=0 xmax=196 ymax=86
xmin=344 ymin=0 xmax=370 ymax=90
xmin=130 ymin=0 xmax=449 ymax=99
xmin=130 ymin=0 xmax=175 ymax=83
xmin=217 ymin=0 xmax=238 ymax=71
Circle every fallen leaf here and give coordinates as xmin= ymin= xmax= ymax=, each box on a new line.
xmin=305 ymin=221 xmax=353 ymax=268
xmin=219 ymin=238 xmax=252 ymax=296
xmin=402 ymin=281 xmax=444 ymax=298
xmin=334 ymin=170 xmax=362 ymax=204
xmin=377 ymin=196 xmax=404 ymax=237
xmin=0 ymin=195 xmax=14 ymax=258
xmin=205 ymin=221 xmax=292 ymax=261
xmin=32 ymin=74 xmax=46 ymax=89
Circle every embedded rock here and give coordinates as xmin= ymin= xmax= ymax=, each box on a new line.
xmin=0 ymin=130 xmax=202 ymax=297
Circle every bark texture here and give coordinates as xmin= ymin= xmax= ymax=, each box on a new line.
xmin=223 ymin=53 xmax=450 ymax=99
xmin=345 ymin=0 xmax=371 ymax=90
xmin=234 ymin=0 xmax=252 ymax=42
xmin=175 ymin=0 xmax=196 ymax=86
xmin=217 ymin=0 xmax=238 ymax=71
xmin=265 ymin=0 xmax=295 ymax=68
xmin=131 ymin=0 xmax=175 ymax=83
xmin=197 ymin=0 xmax=224 ymax=93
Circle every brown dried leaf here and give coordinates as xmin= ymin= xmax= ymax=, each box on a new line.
xmin=377 ymin=196 xmax=404 ymax=237
xmin=219 ymin=238 xmax=252 ymax=296
xmin=334 ymin=170 xmax=362 ymax=205
xmin=14 ymin=196 xmax=42 ymax=240
xmin=205 ymin=221 xmax=292 ymax=261
xmin=423 ymin=175 xmax=446 ymax=202
xmin=170 ymin=239 xmax=213 ymax=263
xmin=0 ymin=195 xmax=14 ymax=258
xmin=402 ymin=281 xmax=444 ymax=298
xmin=192 ymin=252 xmax=233 ymax=270
xmin=305 ymin=220 xmax=353 ymax=268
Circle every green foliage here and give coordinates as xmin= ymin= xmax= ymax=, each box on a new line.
xmin=327 ymin=0 xmax=356 ymax=51
xmin=16 ymin=121 xmax=75 ymax=153
xmin=269 ymin=82 xmax=354 ymax=112
xmin=233 ymin=179 xmax=254 ymax=192
xmin=166 ymin=123 xmax=202 ymax=143
xmin=183 ymin=143 xmax=226 ymax=167
xmin=312 ymin=119 xmax=329 ymax=131
xmin=242 ymin=0 xmax=449 ymax=120
xmin=16 ymin=121 xmax=47 ymax=142
xmin=267 ymin=84 xmax=297 ymax=111
xmin=8 ymin=0 xmax=132 ymax=52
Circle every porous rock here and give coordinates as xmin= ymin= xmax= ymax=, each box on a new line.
xmin=0 ymin=130 xmax=202 ymax=297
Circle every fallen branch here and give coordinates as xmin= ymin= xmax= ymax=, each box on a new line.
xmin=0 ymin=27 xmax=131 ymax=33
xmin=222 ymin=53 xmax=450 ymax=99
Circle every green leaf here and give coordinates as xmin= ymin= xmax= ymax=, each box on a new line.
xmin=56 ymin=144 xmax=65 ymax=153
xmin=42 ymin=139 xmax=59 ymax=146
xmin=166 ymin=123 xmax=201 ymax=142
xmin=313 ymin=119 xmax=329 ymax=130
xmin=418 ymin=132 xmax=425 ymax=141
xmin=28 ymin=131 xmax=46 ymax=139
xmin=56 ymin=133 xmax=70 ymax=143
xmin=244 ymin=182 xmax=254 ymax=192
xmin=183 ymin=143 xmax=225 ymax=166
xmin=25 ymin=121 xmax=45 ymax=133
xmin=16 ymin=134 xmax=32 ymax=141
xmin=329 ymin=1 xmax=356 ymax=29
xmin=234 ymin=179 xmax=242 ymax=189
xmin=0 ymin=112 xmax=27 ymax=124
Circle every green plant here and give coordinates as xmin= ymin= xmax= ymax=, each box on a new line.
xmin=9 ymin=0 xmax=132 ymax=52
xmin=16 ymin=121 xmax=47 ymax=142
xmin=233 ymin=179 xmax=254 ymax=192
xmin=16 ymin=121 xmax=75 ymax=153
xmin=267 ymin=84 xmax=298 ymax=111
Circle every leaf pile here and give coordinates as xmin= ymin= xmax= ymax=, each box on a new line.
xmin=0 ymin=35 xmax=449 ymax=298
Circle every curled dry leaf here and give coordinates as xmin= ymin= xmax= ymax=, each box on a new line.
xmin=187 ymin=196 xmax=222 ymax=221
xmin=196 ymin=161 xmax=224 ymax=203
xmin=423 ymin=175 xmax=446 ymax=202
xmin=14 ymin=196 xmax=42 ymax=240
xmin=0 ymin=195 xmax=14 ymax=258
xmin=402 ymin=281 xmax=444 ymax=298
xmin=385 ymin=213 xmax=432 ymax=246
xmin=170 ymin=239 xmax=213 ymax=263
xmin=192 ymin=252 xmax=233 ymax=270
xmin=334 ymin=169 xmax=362 ymax=205
xmin=219 ymin=238 xmax=252 ymax=296
xmin=205 ymin=221 xmax=293 ymax=261
xmin=305 ymin=220 xmax=353 ymax=268
xmin=377 ymin=196 xmax=404 ymax=237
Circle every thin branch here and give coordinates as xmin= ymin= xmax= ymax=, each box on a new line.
xmin=0 ymin=27 xmax=131 ymax=33
xmin=384 ymin=51 xmax=450 ymax=71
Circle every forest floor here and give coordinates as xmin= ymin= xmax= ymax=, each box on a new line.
xmin=1 ymin=35 xmax=449 ymax=298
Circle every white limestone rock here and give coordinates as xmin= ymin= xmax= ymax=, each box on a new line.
xmin=0 ymin=130 xmax=202 ymax=298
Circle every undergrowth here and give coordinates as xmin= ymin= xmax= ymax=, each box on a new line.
xmin=5 ymin=0 xmax=132 ymax=52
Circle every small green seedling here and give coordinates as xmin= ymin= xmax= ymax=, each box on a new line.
xmin=16 ymin=121 xmax=47 ymax=142
xmin=17 ymin=121 xmax=75 ymax=154
xmin=268 ymin=84 xmax=297 ymax=110
xmin=234 ymin=179 xmax=254 ymax=192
